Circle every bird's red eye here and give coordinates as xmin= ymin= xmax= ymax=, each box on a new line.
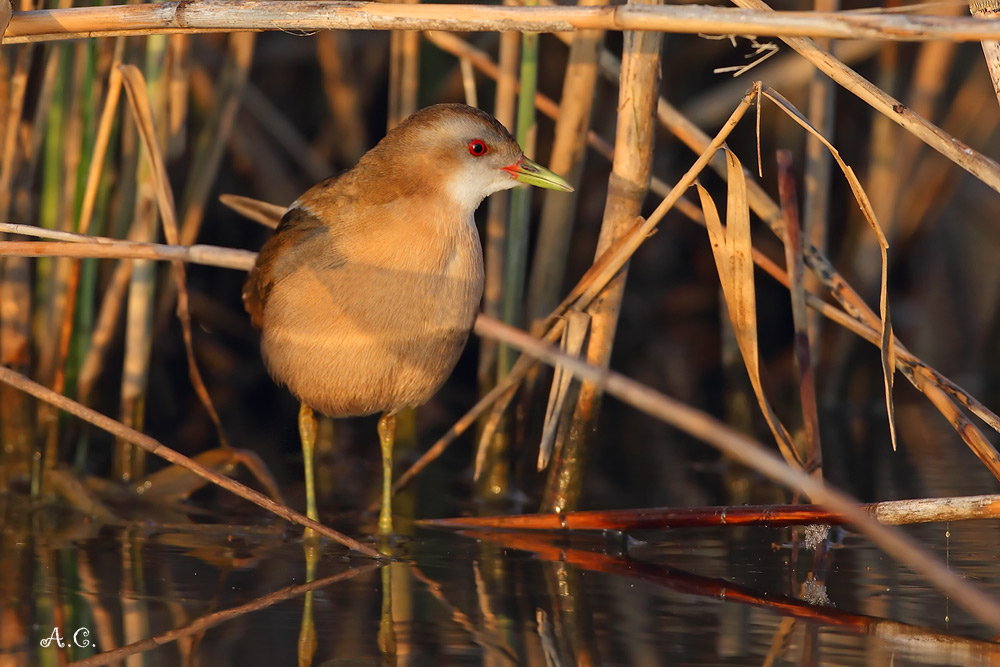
xmin=468 ymin=139 xmax=489 ymax=157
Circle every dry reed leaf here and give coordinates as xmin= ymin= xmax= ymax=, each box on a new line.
xmin=763 ymin=88 xmax=897 ymax=451
xmin=538 ymin=311 xmax=590 ymax=471
xmin=118 ymin=65 xmax=179 ymax=227
xmin=798 ymin=243 xmax=1000 ymax=468
xmin=137 ymin=448 xmax=244 ymax=501
xmin=118 ymin=64 xmax=231 ymax=448
xmin=970 ymin=1 xmax=1000 ymax=109
xmin=731 ymin=0 xmax=1000 ymax=195
xmin=219 ymin=193 xmax=284 ymax=228
xmin=978 ymin=38 xmax=1000 ymax=107
xmin=644 ymin=77 xmax=997 ymax=474
xmin=138 ymin=447 xmax=283 ymax=503
xmin=696 ymin=151 xmax=801 ymax=470
xmin=45 ymin=469 xmax=119 ymax=525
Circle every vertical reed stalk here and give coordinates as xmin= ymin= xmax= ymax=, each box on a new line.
xmin=526 ymin=0 xmax=607 ymax=328
xmin=498 ymin=10 xmax=538 ymax=377
xmin=386 ymin=21 xmax=422 ymax=524
xmin=802 ymin=0 xmax=836 ymax=350
xmin=166 ymin=34 xmax=189 ymax=158
xmin=0 ymin=44 xmax=35 ymax=483
xmin=459 ymin=57 xmax=477 ymax=107
xmin=387 ymin=0 xmax=420 ymax=130
xmin=478 ymin=22 xmax=519 ymax=395
xmin=36 ymin=43 xmax=68 ymax=386
xmin=63 ymin=39 xmax=123 ymax=468
xmin=777 ymin=151 xmax=823 ymax=476
xmin=491 ymin=29 xmax=540 ymax=496
xmin=474 ymin=24 xmax=519 ymax=502
xmin=179 ymin=34 xmax=255 ymax=247
xmin=316 ymin=31 xmax=366 ymax=165
xmin=34 ymin=35 xmax=76 ymax=482
xmin=76 ymin=259 xmax=132 ymax=407
xmin=116 ymin=36 xmax=168 ymax=482
xmin=117 ymin=206 xmax=156 ymax=482
xmin=482 ymin=1 xmax=540 ymax=502
xmin=542 ymin=0 xmax=662 ymax=512
xmin=38 ymin=38 xmax=90 ymax=472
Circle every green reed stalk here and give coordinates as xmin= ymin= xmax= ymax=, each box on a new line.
xmin=498 ymin=13 xmax=538 ymax=377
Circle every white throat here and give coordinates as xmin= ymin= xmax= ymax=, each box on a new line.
xmin=445 ymin=169 xmax=519 ymax=215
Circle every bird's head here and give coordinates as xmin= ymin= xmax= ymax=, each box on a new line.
xmin=368 ymin=104 xmax=573 ymax=214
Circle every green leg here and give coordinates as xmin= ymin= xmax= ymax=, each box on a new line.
xmin=298 ymin=403 xmax=319 ymax=524
xmin=377 ymin=413 xmax=397 ymax=535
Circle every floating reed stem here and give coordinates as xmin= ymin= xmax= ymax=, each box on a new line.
xmin=423 ymin=493 xmax=1000 ymax=531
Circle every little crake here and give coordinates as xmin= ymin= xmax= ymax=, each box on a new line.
xmin=244 ymin=104 xmax=572 ymax=536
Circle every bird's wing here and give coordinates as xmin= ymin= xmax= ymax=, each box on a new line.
xmin=243 ymin=204 xmax=346 ymax=329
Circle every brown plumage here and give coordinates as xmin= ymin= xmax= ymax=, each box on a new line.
xmin=243 ymin=103 xmax=572 ymax=535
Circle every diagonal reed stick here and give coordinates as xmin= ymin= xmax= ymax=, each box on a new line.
xmin=0 ymin=364 xmax=383 ymax=559
xmin=472 ymin=314 xmax=1000 ymax=632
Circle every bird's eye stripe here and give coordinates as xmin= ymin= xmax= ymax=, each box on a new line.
xmin=468 ymin=139 xmax=488 ymax=156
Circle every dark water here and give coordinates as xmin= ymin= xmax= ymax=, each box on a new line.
xmin=5 ymin=513 xmax=1000 ymax=666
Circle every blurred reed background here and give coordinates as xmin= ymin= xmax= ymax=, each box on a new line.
xmin=8 ymin=2 xmax=1000 ymax=663
xmin=1 ymin=0 xmax=999 ymax=529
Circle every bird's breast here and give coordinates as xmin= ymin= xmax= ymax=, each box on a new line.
xmin=259 ymin=210 xmax=484 ymax=418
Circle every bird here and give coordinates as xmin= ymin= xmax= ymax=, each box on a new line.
xmin=243 ymin=103 xmax=572 ymax=535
